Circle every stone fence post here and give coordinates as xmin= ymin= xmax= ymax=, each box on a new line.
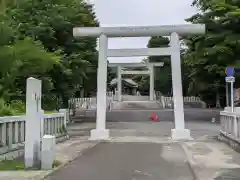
xmin=25 ymin=77 xmax=42 ymax=168
xmin=59 ymin=109 xmax=68 ymax=127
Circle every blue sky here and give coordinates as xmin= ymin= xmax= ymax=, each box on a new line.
xmin=88 ymin=0 xmax=197 ymax=62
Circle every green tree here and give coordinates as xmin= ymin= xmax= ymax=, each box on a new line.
xmin=4 ymin=0 xmax=99 ymax=108
xmin=184 ymin=0 xmax=240 ymax=107
xmin=147 ymin=36 xmax=172 ymax=95
xmin=133 ymin=36 xmax=193 ymax=97
xmin=0 ymin=18 xmax=59 ymax=102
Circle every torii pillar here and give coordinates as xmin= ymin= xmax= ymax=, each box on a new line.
xmin=109 ymin=62 xmax=163 ymax=101
xmin=117 ymin=66 xmax=122 ymax=101
xmin=90 ymin=34 xmax=109 ymax=140
xmin=73 ymin=24 xmax=205 ymax=140
xmin=149 ymin=64 xmax=155 ymax=100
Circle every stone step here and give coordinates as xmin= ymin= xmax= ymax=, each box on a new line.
xmin=111 ymin=101 xmax=162 ymax=110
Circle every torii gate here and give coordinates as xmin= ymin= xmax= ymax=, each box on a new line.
xmin=108 ymin=62 xmax=164 ymax=101
xmin=73 ymin=24 xmax=205 ymax=140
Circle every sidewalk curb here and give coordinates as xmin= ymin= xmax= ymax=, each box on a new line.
xmin=37 ymin=141 xmax=100 ymax=180
xmin=181 ymin=143 xmax=199 ymax=180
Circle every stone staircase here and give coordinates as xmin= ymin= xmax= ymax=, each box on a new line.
xmin=121 ymin=95 xmax=150 ymax=101
xmin=111 ymin=100 xmax=162 ymax=110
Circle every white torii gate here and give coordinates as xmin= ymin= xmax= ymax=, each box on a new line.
xmin=108 ymin=62 xmax=164 ymax=101
xmin=73 ymin=24 xmax=205 ymax=140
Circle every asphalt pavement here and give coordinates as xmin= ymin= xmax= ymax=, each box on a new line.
xmin=73 ymin=108 xmax=221 ymax=123
xmin=46 ymin=142 xmax=194 ymax=180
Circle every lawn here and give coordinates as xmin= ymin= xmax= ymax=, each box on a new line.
xmin=0 ymin=158 xmax=61 ymax=170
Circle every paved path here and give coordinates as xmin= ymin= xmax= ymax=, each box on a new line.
xmin=46 ymin=121 xmax=240 ymax=180
xmin=74 ymin=108 xmax=221 ymax=122
xmin=68 ymin=121 xmax=220 ymax=141
xmin=45 ymin=126 xmax=240 ymax=180
xmin=1 ymin=121 xmax=240 ymax=180
xmin=46 ymin=142 xmax=194 ymax=180
xmin=107 ymin=108 xmax=220 ymax=122
xmin=0 ymin=137 xmax=98 ymax=180
xmin=183 ymin=141 xmax=240 ymax=180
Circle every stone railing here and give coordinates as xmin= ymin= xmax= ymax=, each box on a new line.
xmin=154 ymin=91 xmax=162 ymax=99
xmin=69 ymin=97 xmax=113 ymax=112
xmin=218 ymin=109 xmax=240 ymax=151
xmin=219 ymin=107 xmax=240 ymax=139
xmin=107 ymin=91 xmax=114 ymax=97
xmin=218 ymin=108 xmax=240 ymax=151
xmin=220 ymin=111 xmax=239 ymax=141
xmin=108 ymin=91 xmax=118 ymax=101
xmin=136 ymin=91 xmax=141 ymax=96
xmin=0 ymin=109 xmax=68 ymax=155
xmin=160 ymin=96 xmax=205 ymax=108
xmin=69 ymin=97 xmax=96 ymax=109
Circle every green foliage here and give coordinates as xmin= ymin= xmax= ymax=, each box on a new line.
xmin=42 ymin=94 xmax=59 ymax=111
xmin=0 ymin=158 xmax=61 ymax=170
xmin=0 ymin=99 xmax=14 ymax=116
xmin=134 ymin=36 xmax=173 ymax=95
xmin=0 ymin=159 xmax=25 ymax=171
xmin=9 ymin=100 xmax=25 ymax=114
xmin=4 ymin=0 xmax=99 ymax=102
xmin=52 ymin=160 xmax=61 ymax=168
xmin=148 ymin=36 xmax=172 ymax=95
xmin=183 ymin=0 xmax=240 ymax=106
xmin=0 ymin=7 xmax=60 ymax=109
xmin=0 ymin=0 xmax=99 ymax=111
xmin=0 ymin=99 xmax=25 ymax=116
xmin=138 ymin=0 xmax=240 ymax=106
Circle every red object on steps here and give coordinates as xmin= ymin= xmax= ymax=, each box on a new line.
xmin=151 ymin=112 xmax=158 ymax=121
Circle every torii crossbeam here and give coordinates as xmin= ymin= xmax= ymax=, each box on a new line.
xmin=73 ymin=24 xmax=205 ymax=141
xmin=108 ymin=62 xmax=164 ymax=101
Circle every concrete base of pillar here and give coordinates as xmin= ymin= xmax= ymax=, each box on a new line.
xmin=89 ymin=129 xmax=110 ymax=140
xmin=171 ymin=129 xmax=192 ymax=140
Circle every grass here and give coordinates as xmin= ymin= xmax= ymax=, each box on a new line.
xmin=0 ymin=159 xmax=61 ymax=171
xmin=45 ymin=111 xmax=57 ymax=114
xmin=0 ymin=159 xmax=25 ymax=170
xmin=10 ymin=110 xmax=57 ymax=116
xmin=52 ymin=160 xmax=61 ymax=167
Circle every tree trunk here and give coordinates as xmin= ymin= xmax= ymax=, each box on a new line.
xmin=216 ymin=91 xmax=221 ymax=108
xmin=80 ymin=89 xmax=84 ymax=98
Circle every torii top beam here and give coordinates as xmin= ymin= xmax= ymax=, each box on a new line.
xmin=73 ymin=24 xmax=205 ymax=37
xmin=108 ymin=62 xmax=164 ymax=68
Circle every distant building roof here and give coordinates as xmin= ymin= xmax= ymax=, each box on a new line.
xmin=110 ymin=78 xmax=138 ymax=87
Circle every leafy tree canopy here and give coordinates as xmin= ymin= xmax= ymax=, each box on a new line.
xmin=0 ymin=0 xmax=99 ymax=110
xmin=184 ymin=0 xmax=240 ymax=106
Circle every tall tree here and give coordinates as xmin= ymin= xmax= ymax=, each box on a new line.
xmin=147 ymin=36 xmax=172 ymax=95
xmin=4 ymin=0 xmax=99 ymax=108
xmin=0 ymin=15 xmax=59 ymax=102
xmin=184 ymin=0 xmax=240 ymax=107
xmin=136 ymin=36 xmax=189 ymax=96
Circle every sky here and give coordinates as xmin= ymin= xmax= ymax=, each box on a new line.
xmin=88 ymin=0 xmax=198 ymax=63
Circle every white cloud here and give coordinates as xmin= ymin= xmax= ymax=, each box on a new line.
xmin=90 ymin=0 xmax=197 ymax=62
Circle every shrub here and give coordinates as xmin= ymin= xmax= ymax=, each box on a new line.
xmin=0 ymin=99 xmax=26 ymax=116
xmin=9 ymin=100 xmax=25 ymax=115
xmin=0 ymin=99 xmax=14 ymax=116
xmin=42 ymin=94 xmax=60 ymax=111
